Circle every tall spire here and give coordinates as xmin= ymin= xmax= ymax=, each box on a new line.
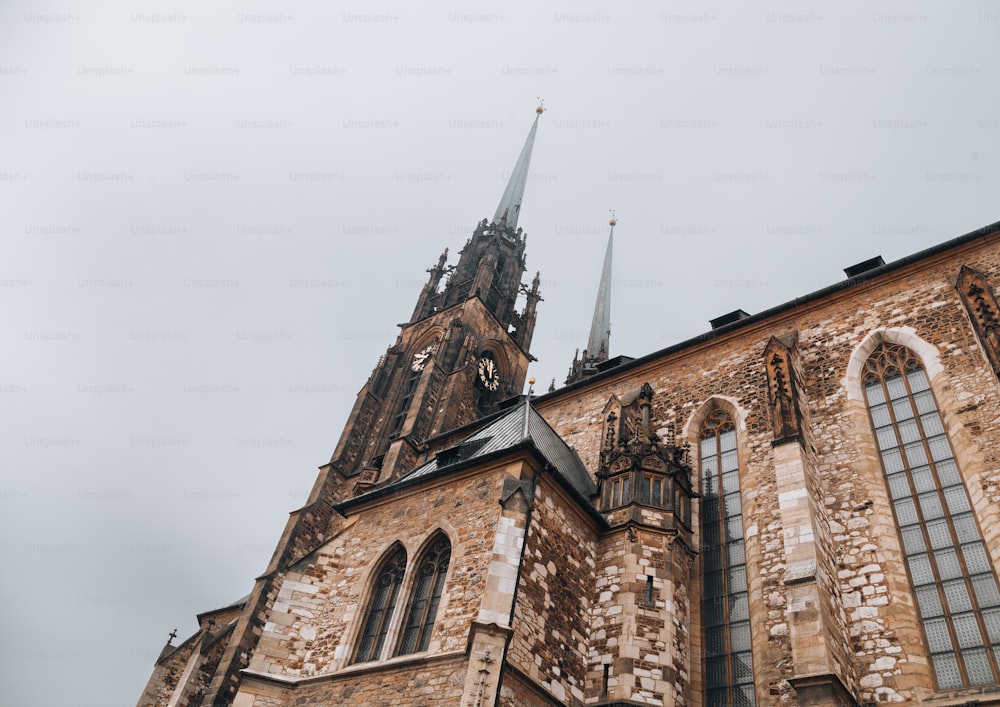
xmin=565 ymin=214 xmax=615 ymax=385
xmin=493 ymin=105 xmax=543 ymax=231
xmin=436 ymin=106 xmax=544 ymax=326
xmin=586 ymin=216 xmax=615 ymax=361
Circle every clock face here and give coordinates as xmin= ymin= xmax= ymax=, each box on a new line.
xmin=412 ymin=344 xmax=437 ymax=372
xmin=478 ymin=355 xmax=500 ymax=391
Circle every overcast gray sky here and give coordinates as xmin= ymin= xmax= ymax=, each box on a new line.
xmin=2 ymin=1 xmax=998 ymax=704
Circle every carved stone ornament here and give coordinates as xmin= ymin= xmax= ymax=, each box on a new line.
xmin=642 ymin=454 xmax=667 ymax=472
xmin=764 ymin=336 xmax=802 ymax=444
xmin=597 ymin=384 xmax=697 ymax=521
xmin=610 ymin=456 xmax=632 ymax=473
xmin=603 ymin=411 xmax=617 ymax=450
xmin=956 ymin=265 xmax=1000 ymax=378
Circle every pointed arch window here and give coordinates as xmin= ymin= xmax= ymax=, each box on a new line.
xmin=864 ymin=343 xmax=1000 ymax=690
xmin=352 ymin=546 xmax=406 ymax=664
xmin=699 ymin=408 xmax=755 ymax=707
xmin=396 ymin=535 xmax=451 ymax=656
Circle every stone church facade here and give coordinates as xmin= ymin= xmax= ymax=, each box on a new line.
xmin=138 ymin=112 xmax=1000 ymax=706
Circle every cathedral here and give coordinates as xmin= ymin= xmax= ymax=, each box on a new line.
xmin=138 ymin=108 xmax=1000 ymax=706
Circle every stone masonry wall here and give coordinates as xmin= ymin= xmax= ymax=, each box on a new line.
xmin=179 ymin=630 xmax=232 ymax=707
xmin=246 ymin=467 xmax=508 ymax=680
xmin=588 ymin=525 xmax=692 ymax=706
xmin=789 ymin=344 xmax=859 ymax=699
xmin=590 ymin=529 xmax=628 ymax=701
xmin=535 ymin=234 xmax=1000 ymax=705
xmin=800 ymin=258 xmax=1000 ymax=702
xmin=508 ymin=476 xmax=599 ymax=705
xmin=499 ymin=666 xmax=563 ymax=706
xmin=238 ymin=659 xmax=469 ymax=706
xmin=539 ymin=355 xmax=794 ymax=703
xmin=137 ymin=644 xmax=192 ymax=707
xmin=801 ymin=437 xmax=858 ymax=697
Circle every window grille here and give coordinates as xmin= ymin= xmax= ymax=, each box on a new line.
xmin=396 ymin=535 xmax=450 ymax=656
xmin=700 ymin=408 xmax=755 ymax=706
xmin=352 ymin=546 xmax=406 ymax=664
xmin=863 ymin=343 xmax=1000 ymax=689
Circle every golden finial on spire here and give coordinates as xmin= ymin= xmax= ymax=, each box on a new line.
xmin=609 ymin=209 xmax=617 ymax=227
xmin=536 ymin=98 xmax=545 ymax=114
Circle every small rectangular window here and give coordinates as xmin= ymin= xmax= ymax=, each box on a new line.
xmin=639 ymin=476 xmax=650 ymax=505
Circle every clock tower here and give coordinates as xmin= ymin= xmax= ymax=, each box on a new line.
xmin=327 ymin=108 xmax=544 ymax=489
xmin=197 ymin=109 xmax=545 ymax=706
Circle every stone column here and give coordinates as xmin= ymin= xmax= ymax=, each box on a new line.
xmin=774 ymin=440 xmax=854 ymax=705
xmin=460 ymin=468 xmax=532 ymax=707
xmin=166 ymin=633 xmax=205 ymax=707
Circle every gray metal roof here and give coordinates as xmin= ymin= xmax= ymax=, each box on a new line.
xmin=492 ymin=114 xmax=539 ymax=232
xmin=399 ymin=400 xmax=596 ymax=498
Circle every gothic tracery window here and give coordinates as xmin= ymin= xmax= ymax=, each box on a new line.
xmin=699 ymin=408 xmax=755 ymax=706
xmin=395 ymin=535 xmax=450 ymax=656
xmin=352 ymin=546 xmax=406 ymax=664
xmin=864 ymin=342 xmax=1000 ymax=689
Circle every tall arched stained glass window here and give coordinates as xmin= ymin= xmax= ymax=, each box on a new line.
xmin=864 ymin=343 xmax=1000 ymax=689
xmin=395 ymin=535 xmax=450 ymax=656
xmin=700 ymin=408 xmax=755 ymax=707
xmin=352 ymin=546 xmax=406 ymax=664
